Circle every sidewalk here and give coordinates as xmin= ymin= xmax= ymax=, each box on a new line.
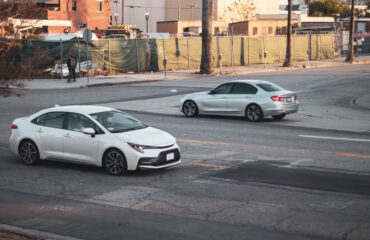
xmin=23 ymin=56 xmax=370 ymax=90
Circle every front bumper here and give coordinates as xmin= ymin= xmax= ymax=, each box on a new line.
xmin=137 ymin=148 xmax=181 ymax=170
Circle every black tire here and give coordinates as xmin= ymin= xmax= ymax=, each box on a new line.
xmin=245 ymin=104 xmax=264 ymax=122
xmin=103 ymin=149 xmax=127 ymax=175
xmin=272 ymin=114 xmax=286 ymax=120
xmin=182 ymin=100 xmax=199 ymax=117
xmin=19 ymin=140 xmax=40 ymax=165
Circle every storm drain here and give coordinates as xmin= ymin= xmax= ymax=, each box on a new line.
xmin=212 ymin=161 xmax=370 ymax=196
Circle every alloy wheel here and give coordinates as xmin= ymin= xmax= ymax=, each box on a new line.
xmin=104 ymin=150 xmax=126 ymax=175
xmin=246 ymin=104 xmax=263 ymax=122
xmin=20 ymin=141 xmax=39 ymax=165
xmin=183 ymin=101 xmax=198 ymax=117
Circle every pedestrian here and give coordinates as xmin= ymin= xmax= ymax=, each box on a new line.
xmin=67 ymin=52 xmax=77 ymax=82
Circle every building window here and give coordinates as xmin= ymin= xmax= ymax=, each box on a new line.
xmin=268 ymin=27 xmax=273 ymax=35
xmin=97 ymin=0 xmax=102 ymax=12
xmin=253 ymin=27 xmax=258 ymax=35
xmin=72 ymin=0 xmax=76 ymax=11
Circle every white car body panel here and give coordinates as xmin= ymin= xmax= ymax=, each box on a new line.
xmin=9 ymin=105 xmax=181 ymax=172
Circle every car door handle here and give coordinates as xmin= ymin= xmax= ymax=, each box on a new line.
xmin=37 ymin=129 xmax=43 ymax=133
xmin=64 ymin=133 xmax=71 ymax=138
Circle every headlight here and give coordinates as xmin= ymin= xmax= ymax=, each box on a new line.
xmin=127 ymin=142 xmax=174 ymax=153
xmin=127 ymin=142 xmax=145 ymax=153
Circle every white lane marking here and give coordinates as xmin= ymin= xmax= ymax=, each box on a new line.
xmin=299 ymin=135 xmax=370 ymax=143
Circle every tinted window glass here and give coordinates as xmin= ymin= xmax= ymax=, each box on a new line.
xmin=67 ymin=113 xmax=104 ymax=134
xmin=31 ymin=114 xmax=47 ymax=126
xmin=230 ymin=83 xmax=258 ymax=94
xmin=44 ymin=112 xmax=65 ymax=129
xmin=213 ymin=83 xmax=232 ymax=94
xmin=90 ymin=111 xmax=147 ymax=133
xmin=257 ymin=83 xmax=282 ymax=92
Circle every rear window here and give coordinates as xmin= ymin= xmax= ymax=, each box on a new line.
xmin=256 ymin=83 xmax=282 ymax=92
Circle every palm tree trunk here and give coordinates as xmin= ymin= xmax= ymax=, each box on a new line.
xmin=283 ymin=0 xmax=293 ymax=67
xmin=345 ymin=0 xmax=355 ymax=63
xmin=200 ymin=0 xmax=213 ymax=74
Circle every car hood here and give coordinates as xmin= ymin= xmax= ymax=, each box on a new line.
xmin=114 ymin=126 xmax=176 ymax=147
xmin=182 ymin=91 xmax=209 ymax=100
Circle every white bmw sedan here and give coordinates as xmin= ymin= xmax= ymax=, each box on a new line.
xmin=180 ymin=80 xmax=299 ymax=121
xmin=9 ymin=105 xmax=181 ymax=175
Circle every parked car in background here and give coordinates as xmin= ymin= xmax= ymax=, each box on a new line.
xmin=180 ymin=80 xmax=299 ymax=122
xmin=9 ymin=105 xmax=181 ymax=175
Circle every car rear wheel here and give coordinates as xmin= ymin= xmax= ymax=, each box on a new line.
xmin=272 ymin=114 xmax=286 ymax=120
xmin=19 ymin=140 xmax=40 ymax=165
xmin=245 ymin=104 xmax=263 ymax=122
xmin=183 ymin=100 xmax=199 ymax=117
xmin=103 ymin=149 xmax=127 ymax=175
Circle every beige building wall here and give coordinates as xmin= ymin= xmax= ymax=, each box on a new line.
xmin=229 ymin=18 xmax=299 ymax=36
xmin=123 ymin=0 xmax=165 ymax=32
xmin=157 ymin=20 xmax=228 ymax=36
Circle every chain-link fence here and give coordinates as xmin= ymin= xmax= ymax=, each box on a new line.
xmin=23 ymin=34 xmax=337 ymax=74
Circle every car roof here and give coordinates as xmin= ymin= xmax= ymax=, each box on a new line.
xmin=228 ymin=80 xmax=271 ymax=84
xmin=41 ymin=105 xmax=115 ymax=115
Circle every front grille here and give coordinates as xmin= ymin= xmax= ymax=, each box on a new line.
xmin=138 ymin=149 xmax=180 ymax=167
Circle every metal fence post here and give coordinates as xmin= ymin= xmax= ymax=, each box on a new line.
xmin=108 ymin=39 xmax=112 ymax=72
xmin=187 ymin=37 xmax=190 ymax=69
xmin=231 ymin=27 xmax=235 ymax=73
xmin=247 ymin=36 xmax=250 ymax=65
xmin=135 ymin=38 xmax=140 ymax=72
xmin=78 ymin=38 xmax=81 ymax=77
xmin=60 ymin=38 xmax=63 ymax=80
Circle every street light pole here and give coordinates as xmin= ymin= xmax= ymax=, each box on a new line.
xmin=177 ymin=0 xmax=181 ymax=20
xmin=145 ymin=12 xmax=150 ymax=33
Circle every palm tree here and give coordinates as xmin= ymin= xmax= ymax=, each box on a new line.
xmin=283 ymin=0 xmax=293 ymax=67
xmin=200 ymin=0 xmax=213 ymax=74
xmin=345 ymin=0 xmax=355 ymax=63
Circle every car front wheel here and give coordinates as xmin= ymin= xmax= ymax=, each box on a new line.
xmin=103 ymin=149 xmax=127 ymax=175
xmin=19 ymin=140 xmax=40 ymax=165
xmin=245 ymin=104 xmax=264 ymax=122
xmin=182 ymin=100 xmax=199 ymax=117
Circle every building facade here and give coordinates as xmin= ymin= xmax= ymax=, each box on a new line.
xmin=47 ymin=0 xmax=111 ymax=33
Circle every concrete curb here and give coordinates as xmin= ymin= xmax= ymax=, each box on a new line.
xmin=0 ymin=224 xmax=82 ymax=240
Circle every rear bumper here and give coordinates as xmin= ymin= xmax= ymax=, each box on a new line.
xmin=263 ymin=103 xmax=299 ymax=117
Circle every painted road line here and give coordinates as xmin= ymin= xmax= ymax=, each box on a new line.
xmin=192 ymin=162 xmax=230 ymax=169
xmin=299 ymin=135 xmax=370 ymax=143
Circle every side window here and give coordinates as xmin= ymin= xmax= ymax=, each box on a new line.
xmin=67 ymin=113 xmax=104 ymax=134
xmin=213 ymin=83 xmax=232 ymax=94
xmin=44 ymin=112 xmax=65 ymax=129
xmin=31 ymin=114 xmax=47 ymax=126
xmin=230 ymin=83 xmax=258 ymax=94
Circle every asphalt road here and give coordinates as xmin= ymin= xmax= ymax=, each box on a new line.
xmin=0 ymin=65 xmax=369 ymax=240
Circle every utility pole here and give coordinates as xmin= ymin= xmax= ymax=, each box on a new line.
xmin=188 ymin=4 xmax=197 ymax=20
xmin=177 ymin=0 xmax=181 ymax=20
xmin=200 ymin=0 xmax=213 ymax=74
xmin=345 ymin=0 xmax=355 ymax=63
xmin=126 ymin=5 xmax=141 ymax=25
xmin=283 ymin=0 xmax=293 ymax=67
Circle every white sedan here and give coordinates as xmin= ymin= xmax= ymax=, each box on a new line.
xmin=9 ymin=105 xmax=181 ymax=175
xmin=180 ymin=80 xmax=299 ymax=121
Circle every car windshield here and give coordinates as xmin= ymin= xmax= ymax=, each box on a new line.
xmin=90 ymin=111 xmax=147 ymax=133
xmin=256 ymin=83 xmax=283 ymax=92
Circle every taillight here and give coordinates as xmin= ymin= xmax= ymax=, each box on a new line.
xmin=271 ymin=96 xmax=285 ymax=102
xmin=11 ymin=124 xmax=18 ymax=129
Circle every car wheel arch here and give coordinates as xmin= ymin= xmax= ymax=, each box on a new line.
xmin=101 ymin=147 xmax=127 ymax=166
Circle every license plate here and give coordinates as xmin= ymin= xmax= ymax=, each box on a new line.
xmin=166 ymin=153 xmax=175 ymax=161
xmin=286 ymin=97 xmax=292 ymax=102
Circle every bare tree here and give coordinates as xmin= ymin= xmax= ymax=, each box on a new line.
xmin=0 ymin=0 xmax=45 ymax=97
xmin=222 ymin=0 xmax=256 ymax=23
xmin=200 ymin=0 xmax=213 ymax=74
xmin=345 ymin=0 xmax=355 ymax=63
xmin=283 ymin=0 xmax=293 ymax=67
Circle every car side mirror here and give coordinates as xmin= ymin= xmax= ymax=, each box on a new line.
xmin=82 ymin=128 xmax=96 ymax=138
